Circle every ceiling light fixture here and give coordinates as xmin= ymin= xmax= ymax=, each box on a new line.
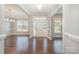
xmin=4 ymin=8 xmax=15 ymax=22
xmin=36 ymin=4 xmax=43 ymax=10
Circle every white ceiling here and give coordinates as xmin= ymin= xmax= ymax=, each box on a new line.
xmin=4 ymin=4 xmax=62 ymax=18
xmin=21 ymin=4 xmax=61 ymax=16
xmin=4 ymin=4 xmax=29 ymax=19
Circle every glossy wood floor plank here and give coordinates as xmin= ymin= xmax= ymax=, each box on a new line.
xmin=4 ymin=35 xmax=63 ymax=54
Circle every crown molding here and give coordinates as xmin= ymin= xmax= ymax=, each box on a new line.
xmin=18 ymin=4 xmax=31 ymax=17
xmin=49 ymin=5 xmax=62 ymax=17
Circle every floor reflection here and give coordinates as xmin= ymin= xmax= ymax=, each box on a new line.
xmin=32 ymin=38 xmax=36 ymax=53
xmin=5 ymin=35 xmax=63 ymax=54
xmin=53 ymin=38 xmax=63 ymax=54
xmin=16 ymin=36 xmax=29 ymax=51
xmin=43 ymin=38 xmax=48 ymax=53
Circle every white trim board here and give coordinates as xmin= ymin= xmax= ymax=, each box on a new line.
xmin=64 ymin=32 xmax=79 ymax=41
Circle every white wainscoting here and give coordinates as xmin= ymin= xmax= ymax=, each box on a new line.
xmin=64 ymin=32 xmax=79 ymax=54
xmin=0 ymin=33 xmax=7 ymax=54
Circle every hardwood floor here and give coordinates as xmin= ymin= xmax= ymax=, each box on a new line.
xmin=4 ymin=35 xmax=63 ymax=54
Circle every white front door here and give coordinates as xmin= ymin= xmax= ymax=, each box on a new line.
xmin=32 ymin=17 xmax=48 ymax=37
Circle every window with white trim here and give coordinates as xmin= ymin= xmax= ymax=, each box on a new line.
xmin=16 ymin=20 xmax=28 ymax=32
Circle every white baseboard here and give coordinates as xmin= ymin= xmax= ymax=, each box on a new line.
xmin=64 ymin=32 xmax=79 ymax=42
